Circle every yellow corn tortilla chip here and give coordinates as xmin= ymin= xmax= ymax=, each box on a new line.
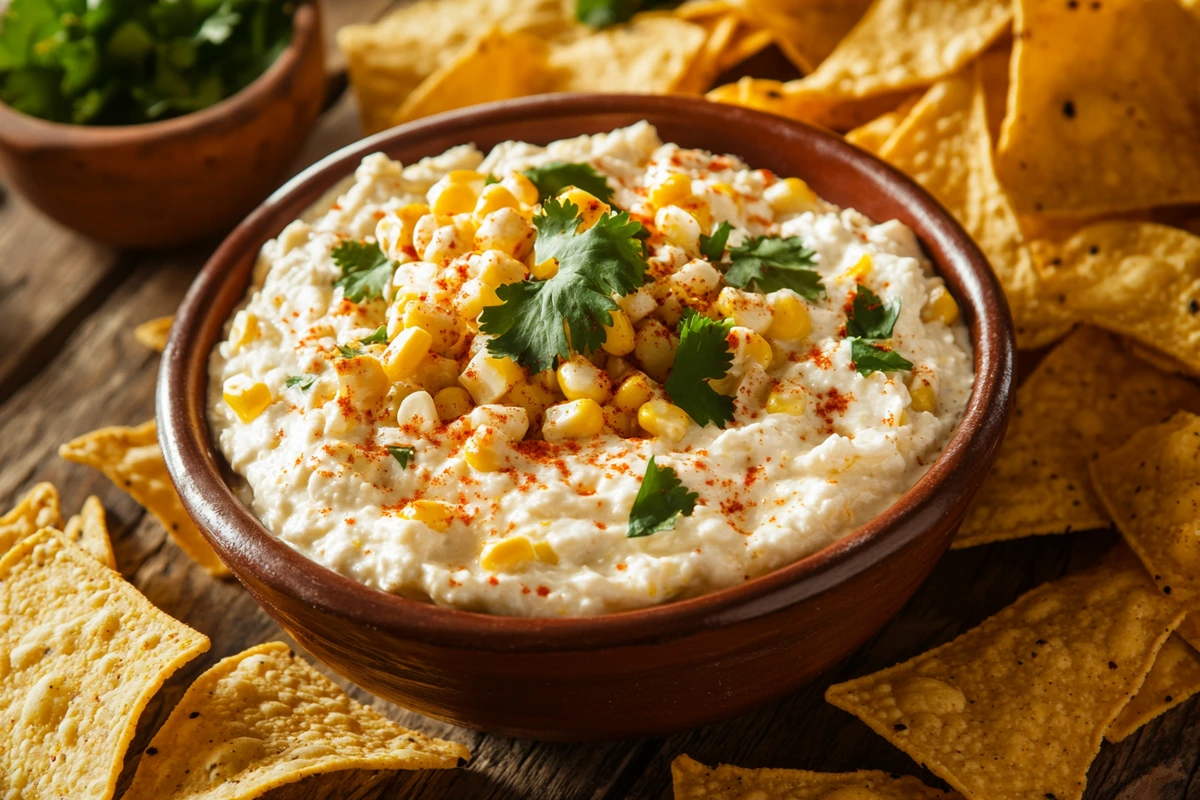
xmin=671 ymin=754 xmax=961 ymax=799
xmin=996 ymin=0 xmax=1200 ymax=216
xmin=1090 ymin=411 xmax=1200 ymax=604
xmin=844 ymin=94 xmax=919 ymax=154
xmin=0 ymin=529 xmax=209 ymax=799
xmin=123 ymin=641 xmax=469 ymax=800
xmin=338 ymin=0 xmax=566 ymax=134
xmin=549 ymin=15 xmax=710 ymax=95
xmin=0 ymin=481 xmax=62 ymax=556
xmin=714 ymin=22 xmax=774 ymax=72
xmin=735 ymin=0 xmax=874 ymax=73
xmin=707 ymin=76 xmax=912 ymax=131
xmin=59 ymin=420 xmax=230 ymax=578
xmin=825 ymin=548 xmax=1185 ymax=800
xmin=1179 ymin=614 xmax=1200 ymax=653
xmin=672 ymin=11 xmax=743 ymax=95
xmin=1107 ymin=634 xmax=1200 ymax=743
xmin=954 ymin=328 xmax=1200 ymax=548
xmin=394 ymin=28 xmax=552 ymax=125
xmin=133 ymin=315 xmax=173 ymax=353
xmin=1032 ymin=221 xmax=1200 ymax=377
xmin=877 ymin=64 xmax=1073 ymax=349
xmin=63 ymin=495 xmax=116 ymax=570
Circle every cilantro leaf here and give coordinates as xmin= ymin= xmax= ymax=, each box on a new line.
xmin=699 ymin=221 xmax=732 ymax=263
xmin=286 ymin=374 xmax=317 ymax=391
xmin=724 ymin=235 xmax=823 ymax=299
xmin=336 ymin=344 xmax=363 ymax=359
xmin=851 ymin=339 xmax=914 ymax=376
xmin=480 ymin=199 xmax=647 ymax=373
xmin=332 ymin=240 xmax=393 ymax=303
xmin=664 ymin=310 xmax=736 ymax=427
xmin=846 ymin=285 xmax=899 ymax=340
xmin=628 ymin=457 xmax=698 ymax=538
xmin=520 ymin=162 xmax=615 ymax=204
xmin=484 ymin=174 xmax=500 ymax=186
xmin=387 ymin=445 xmax=415 ymax=469
xmin=360 ymin=325 xmax=388 ymax=345
xmin=576 ymin=0 xmax=681 ymax=27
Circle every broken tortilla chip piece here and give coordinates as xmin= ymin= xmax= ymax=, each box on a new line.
xmin=825 ymin=547 xmax=1185 ymax=800
xmin=549 ymin=14 xmax=710 ymax=95
xmin=954 ymin=328 xmax=1200 ymax=548
xmin=0 ymin=529 xmax=209 ymax=800
xmin=123 ymin=641 xmax=469 ymax=800
xmin=671 ymin=754 xmax=961 ymax=799
xmin=996 ymin=0 xmax=1200 ymax=216
xmin=59 ymin=421 xmax=230 ymax=578
xmin=1090 ymin=411 xmax=1200 ymax=604
xmin=1033 ymin=221 xmax=1200 ymax=377
xmin=0 ymin=481 xmax=62 ymax=556
xmin=64 ymin=495 xmax=116 ymax=570
xmin=1107 ymin=633 xmax=1200 ymax=743
xmin=133 ymin=315 xmax=173 ymax=353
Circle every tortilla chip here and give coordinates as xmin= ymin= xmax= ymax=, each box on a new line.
xmin=1033 ymin=221 xmax=1200 ymax=377
xmin=825 ymin=548 xmax=1185 ymax=800
xmin=844 ymin=94 xmax=919 ymax=154
xmin=549 ymin=15 xmax=710 ymax=95
xmin=673 ymin=12 xmax=744 ymax=95
xmin=713 ymin=21 xmax=774 ymax=72
xmin=123 ymin=642 xmax=469 ymax=800
xmin=133 ymin=315 xmax=173 ymax=353
xmin=0 ymin=529 xmax=209 ymax=799
xmin=954 ymin=328 xmax=1200 ymax=548
xmin=63 ymin=495 xmax=116 ymax=570
xmin=59 ymin=421 xmax=230 ymax=578
xmin=1107 ymin=634 xmax=1200 ymax=743
xmin=707 ymin=76 xmax=912 ymax=131
xmin=996 ymin=0 xmax=1200 ymax=216
xmin=394 ymin=28 xmax=552 ymax=125
xmin=735 ymin=0 xmax=873 ymax=73
xmin=338 ymin=0 xmax=566 ymax=134
xmin=1090 ymin=411 xmax=1200 ymax=605
xmin=671 ymin=754 xmax=961 ymax=799
xmin=0 ymin=481 xmax=62 ymax=556
xmin=877 ymin=64 xmax=1073 ymax=349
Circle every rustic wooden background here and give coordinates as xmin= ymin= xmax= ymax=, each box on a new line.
xmin=2 ymin=2 xmax=1198 ymax=797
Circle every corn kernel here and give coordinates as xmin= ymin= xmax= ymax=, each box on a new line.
xmin=475 ymin=208 xmax=534 ymax=260
xmin=604 ymin=406 xmax=638 ymax=437
xmin=613 ymin=371 xmax=658 ymax=412
xmin=473 ymin=183 xmax=520 ymax=217
xmin=732 ymin=330 xmax=773 ymax=370
xmin=655 ymin=204 xmax=702 ymax=255
xmin=229 ymin=310 xmax=260 ymax=353
xmin=542 ymin=398 xmax=605 ymax=441
xmin=637 ymin=399 xmax=691 ymax=442
xmin=633 ymin=319 xmax=677 ymax=382
xmin=400 ymin=499 xmax=455 ymax=531
xmin=334 ymin=354 xmax=390 ymax=412
xmin=403 ymin=302 xmax=463 ymax=356
xmin=605 ymin=354 xmax=635 ymax=383
xmin=434 ymin=386 xmax=473 ymax=421
xmin=428 ymin=180 xmax=478 ymax=216
xmin=846 ymin=253 xmax=873 ymax=282
xmin=469 ymin=404 xmax=530 ymax=441
xmin=502 ymin=379 xmax=560 ymax=427
xmin=416 ymin=354 xmax=461 ymax=394
xmin=533 ymin=541 xmax=558 ymax=565
xmin=501 ymin=172 xmax=539 ymax=206
xmin=396 ymin=389 xmax=439 ymax=432
xmin=422 ymin=223 xmax=471 ymax=266
xmin=477 ymin=250 xmax=526 ymax=287
xmin=460 ymin=350 xmax=523 ymax=405
xmin=556 ymin=355 xmax=614 ymax=404
xmin=766 ymin=292 xmax=812 ymax=341
xmin=597 ymin=309 xmax=635 ymax=356
xmin=618 ymin=287 xmax=658 ymax=323
xmin=223 ymin=375 xmax=271 ymax=423
xmin=648 ymin=172 xmax=693 ymax=208
xmin=380 ymin=327 xmax=433 ymax=382
xmin=376 ymin=203 xmax=429 ymax=259
xmin=464 ymin=426 xmax=509 ymax=472
xmin=411 ymin=213 xmax=450 ymax=257
xmin=448 ymin=169 xmax=485 ymax=184
xmin=910 ymin=382 xmax=938 ymax=414
xmin=764 ymin=177 xmax=819 ymax=216
xmin=767 ymin=383 xmax=808 ymax=416
xmin=715 ymin=287 xmax=773 ymax=334
xmin=457 ymin=278 xmax=502 ymax=321
xmin=553 ymin=187 xmax=609 ymax=232
xmin=531 ymin=257 xmax=559 ymax=280
xmin=481 ymin=536 xmax=536 ymax=571
xmin=922 ymin=285 xmax=960 ymax=326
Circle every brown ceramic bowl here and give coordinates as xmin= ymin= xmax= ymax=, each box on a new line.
xmin=159 ymin=94 xmax=1015 ymax=741
xmin=0 ymin=2 xmax=324 ymax=249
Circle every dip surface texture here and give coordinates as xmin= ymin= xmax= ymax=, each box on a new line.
xmin=208 ymin=123 xmax=974 ymax=617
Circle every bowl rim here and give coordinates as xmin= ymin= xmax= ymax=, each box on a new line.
xmin=159 ymin=93 xmax=1015 ymax=652
xmin=0 ymin=0 xmax=319 ymax=142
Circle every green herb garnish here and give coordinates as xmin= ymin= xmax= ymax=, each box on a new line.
xmin=285 ymin=374 xmax=316 ymax=391
xmin=850 ymin=339 xmax=914 ymax=375
xmin=520 ymin=161 xmax=615 ymax=204
xmin=627 ymin=456 xmax=697 ymax=538
xmin=387 ymin=445 xmax=415 ymax=469
xmin=332 ymin=240 xmax=393 ymax=303
xmin=698 ymin=221 xmax=732 ymax=262
xmin=336 ymin=343 xmax=363 ymax=359
xmin=846 ymin=285 xmax=913 ymax=376
xmin=479 ymin=198 xmax=646 ymax=373
xmin=575 ymin=0 xmax=681 ymax=27
xmin=360 ymin=325 xmax=388 ymax=345
xmin=724 ymin=235 xmax=823 ymax=299
xmin=664 ymin=310 xmax=735 ymax=428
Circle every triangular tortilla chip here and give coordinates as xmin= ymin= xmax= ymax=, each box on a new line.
xmin=123 ymin=642 xmax=469 ymax=800
xmin=0 ymin=529 xmax=209 ymax=800
xmin=844 ymin=94 xmax=919 ymax=154
xmin=64 ymin=495 xmax=116 ymax=570
xmin=672 ymin=11 xmax=743 ymax=95
xmin=1033 ymin=221 xmax=1200 ymax=377
xmin=59 ymin=421 xmax=230 ymax=578
xmin=826 ymin=548 xmax=1185 ymax=800
xmin=1107 ymin=634 xmax=1200 ymax=743
xmin=133 ymin=315 xmax=173 ymax=353
xmin=548 ymin=14 xmax=710 ymax=95
xmin=954 ymin=329 xmax=1200 ymax=548
xmin=734 ymin=0 xmax=873 ymax=73
xmin=1090 ymin=411 xmax=1200 ymax=603
xmin=671 ymin=754 xmax=961 ymax=799
xmin=0 ymin=481 xmax=62 ymax=556
xmin=707 ymin=76 xmax=911 ymax=131
xmin=996 ymin=0 xmax=1200 ymax=216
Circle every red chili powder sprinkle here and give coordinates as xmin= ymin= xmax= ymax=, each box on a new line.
xmin=536 ymin=586 xmax=550 ymax=597
xmin=488 ymin=576 xmax=499 ymax=586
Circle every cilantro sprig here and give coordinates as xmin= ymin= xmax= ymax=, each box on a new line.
xmin=360 ymin=325 xmax=389 ymax=345
xmin=724 ymin=235 xmax=823 ymax=299
xmin=664 ymin=310 xmax=735 ymax=428
xmin=285 ymin=374 xmax=316 ymax=391
xmin=846 ymin=285 xmax=913 ymax=376
xmin=332 ymin=240 xmax=393 ymax=303
xmin=627 ymin=456 xmax=697 ymax=538
xmin=336 ymin=343 xmax=363 ymax=359
xmin=576 ymin=0 xmax=682 ymax=27
xmin=387 ymin=445 xmax=415 ymax=469
xmin=479 ymin=198 xmax=647 ymax=373
xmin=699 ymin=221 xmax=732 ymax=262
xmin=520 ymin=162 xmax=615 ymax=204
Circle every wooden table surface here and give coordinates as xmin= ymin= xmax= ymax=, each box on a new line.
xmin=3 ymin=4 xmax=1198 ymax=798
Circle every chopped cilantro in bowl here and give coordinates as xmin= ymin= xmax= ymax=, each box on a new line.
xmin=0 ymin=0 xmax=297 ymax=125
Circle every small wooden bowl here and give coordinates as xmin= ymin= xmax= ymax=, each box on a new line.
xmin=0 ymin=3 xmax=325 ymax=249
xmin=159 ymin=94 xmax=1015 ymax=740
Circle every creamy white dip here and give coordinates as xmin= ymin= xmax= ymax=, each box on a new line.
xmin=208 ymin=123 xmax=973 ymax=617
